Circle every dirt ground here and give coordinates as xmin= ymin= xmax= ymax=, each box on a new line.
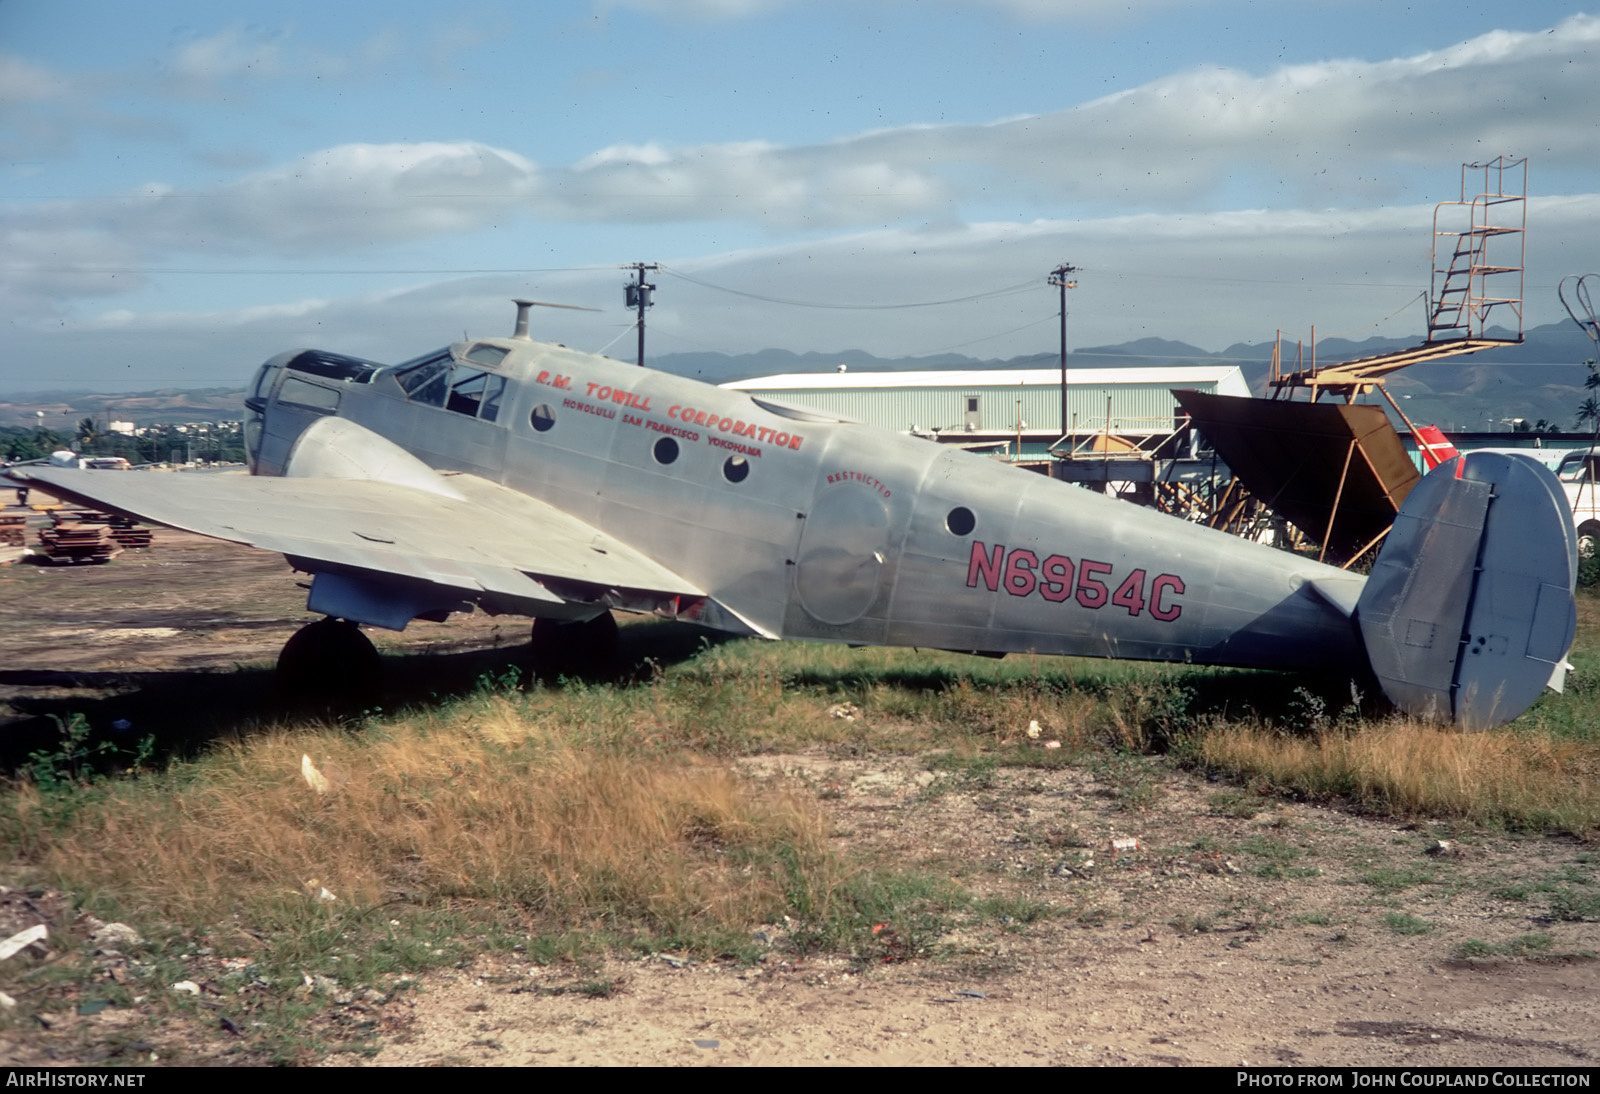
xmin=1 ymin=506 xmax=1597 ymax=1068
xmin=344 ymin=755 xmax=1599 ymax=1068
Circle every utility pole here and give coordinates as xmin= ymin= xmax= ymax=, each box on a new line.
xmin=1048 ymin=263 xmax=1079 ymax=446
xmin=624 ymin=263 xmax=659 ymax=367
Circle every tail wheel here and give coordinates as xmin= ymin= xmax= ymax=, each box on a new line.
xmin=529 ymin=612 xmax=619 ymax=681
xmin=277 ymin=617 xmax=381 ymax=697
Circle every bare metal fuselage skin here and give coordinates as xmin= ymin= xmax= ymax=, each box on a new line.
xmin=250 ymin=334 xmax=1367 ymax=673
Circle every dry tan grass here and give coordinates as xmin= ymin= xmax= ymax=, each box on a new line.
xmin=1192 ymin=720 xmax=1600 ymax=832
xmin=18 ymin=696 xmax=840 ymax=934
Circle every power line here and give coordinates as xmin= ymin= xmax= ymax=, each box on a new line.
xmin=658 ymin=265 xmax=1039 ymax=311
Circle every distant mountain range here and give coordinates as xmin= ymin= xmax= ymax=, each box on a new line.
xmin=651 ymin=321 xmax=1599 ymax=434
xmin=0 ymin=388 xmax=248 ymax=431
xmin=4 ymin=321 xmax=1595 ymax=434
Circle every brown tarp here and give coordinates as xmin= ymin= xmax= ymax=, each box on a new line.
xmin=1172 ymin=390 xmax=1421 ymax=561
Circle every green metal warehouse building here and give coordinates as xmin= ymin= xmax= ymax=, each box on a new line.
xmin=722 ymin=365 xmax=1252 ymax=459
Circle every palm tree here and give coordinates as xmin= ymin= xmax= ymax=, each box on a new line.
xmin=1578 ymin=361 xmax=1600 ymax=431
xmin=1577 ymin=398 xmax=1600 ymax=432
xmin=75 ymin=417 xmax=98 ymax=454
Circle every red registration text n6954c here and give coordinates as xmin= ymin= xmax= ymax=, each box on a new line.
xmin=965 ymin=540 xmax=1186 ymax=622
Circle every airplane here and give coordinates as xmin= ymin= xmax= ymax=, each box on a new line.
xmin=5 ymin=300 xmax=1579 ymax=730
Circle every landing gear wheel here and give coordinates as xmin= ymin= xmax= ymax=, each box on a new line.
xmin=277 ymin=617 xmax=381 ymax=697
xmin=1579 ymin=522 xmax=1600 ymax=559
xmin=1578 ymin=523 xmax=1600 ymax=587
xmin=529 ymin=612 xmax=619 ymax=681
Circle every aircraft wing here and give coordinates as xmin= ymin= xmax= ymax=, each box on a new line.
xmin=7 ymin=466 xmax=702 ymax=618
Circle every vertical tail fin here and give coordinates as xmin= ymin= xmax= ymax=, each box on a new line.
xmin=1357 ymin=452 xmax=1576 ymax=729
xmin=1412 ymin=425 xmax=1459 ymax=471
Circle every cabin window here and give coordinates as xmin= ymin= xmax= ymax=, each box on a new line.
xmin=463 ymin=343 xmax=510 ymax=368
xmin=251 ymin=363 xmax=283 ymax=401
xmin=447 ymin=370 xmax=493 ymax=417
xmin=722 ymin=455 xmax=750 ymax=483
xmin=946 ymin=506 xmax=976 ymax=536
xmin=277 ymin=377 xmax=342 ymax=413
xmin=529 ymin=404 xmax=556 ymax=432
xmin=653 ymin=437 xmax=680 ymax=465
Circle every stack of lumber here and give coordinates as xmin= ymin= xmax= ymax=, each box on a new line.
xmin=0 ymin=513 xmax=24 ymax=548
xmin=37 ymin=521 xmax=122 ymax=564
xmin=61 ymin=510 xmax=154 ymax=549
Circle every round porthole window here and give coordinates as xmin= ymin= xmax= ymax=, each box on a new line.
xmin=654 ymin=436 xmax=679 ymax=464
xmin=946 ymin=506 xmax=976 ymax=535
xmin=723 ymin=455 xmax=750 ymax=483
xmin=530 ymin=404 xmax=556 ymax=432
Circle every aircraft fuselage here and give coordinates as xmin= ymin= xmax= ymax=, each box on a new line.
xmin=247 ymin=332 xmax=1367 ymax=673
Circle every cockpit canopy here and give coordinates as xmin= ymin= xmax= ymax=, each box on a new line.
xmin=243 ymin=338 xmax=520 ymax=473
xmin=390 ymin=345 xmax=508 ymax=422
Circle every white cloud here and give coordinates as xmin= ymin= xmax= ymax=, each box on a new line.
xmin=156 ymin=23 xmax=409 ymax=92
xmin=164 ymin=26 xmax=286 ymax=83
xmin=8 ymin=142 xmax=541 ymax=261
xmin=0 ymin=52 xmax=72 ymax=105
xmin=0 ymin=226 xmax=145 ymax=318
xmin=548 ymin=138 xmax=950 ymax=225
xmin=5 ymin=9 xmax=1599 ymax=381
xmin=11 ymin=13 xmax=1599 ymax=267
xmin=0 ymin=24 xmax=409 ymax=167
xmin=6 ymin=189 xmax=1597 ymax=392
xmin=644 ymin=192 xmax=1600 ymax=356
xmin=537 ymin=14 xmax=1600 ymax=221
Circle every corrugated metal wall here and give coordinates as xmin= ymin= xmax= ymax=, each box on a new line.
xmin=736 ymin=378 xmax=1235 ymax=436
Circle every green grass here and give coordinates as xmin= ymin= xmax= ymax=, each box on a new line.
xmin=1208 ymin=789 xmax=1263 ymax=818
xmin=1355 ymin=864 xmax=1443 ymax=895
xmin=1381 ymin=912 xmax=1435 ymax=936
xmin=1453 ymin=934 xmax=1558 ymax=960
xmin=1549 ymin=888 xmax=1600 ymax=922
xmin=1291 ymin=912 xmax=1335 ymax=926
xmin=1237 ymin=834 xmax=1321 ymax=880
xmin=1488 ymin=866 xmax=1600 ymax=921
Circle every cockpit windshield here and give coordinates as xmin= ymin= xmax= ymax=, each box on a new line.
xmin=396 ymin=352 xmax=453 ymax=406
xmin=393 ymin=349 xmax=506 ymax=422
xmin=282 ymin=349 xmax=385 ymax=384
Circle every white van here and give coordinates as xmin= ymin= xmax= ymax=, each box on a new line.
xmin=1553 ymin=448 xmax=1600 ymax=554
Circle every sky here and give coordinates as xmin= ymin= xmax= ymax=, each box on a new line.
xmin=2 ymin=0 xmax=1598 ymax=392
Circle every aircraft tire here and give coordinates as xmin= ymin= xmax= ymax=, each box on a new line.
xmin=1578 ymin=521 xmax=1600 ymax=560
xmin=529 ymin=612 xmax=618 ymax=681
xmin=277 ymin=617 xmax=381 ymax=697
